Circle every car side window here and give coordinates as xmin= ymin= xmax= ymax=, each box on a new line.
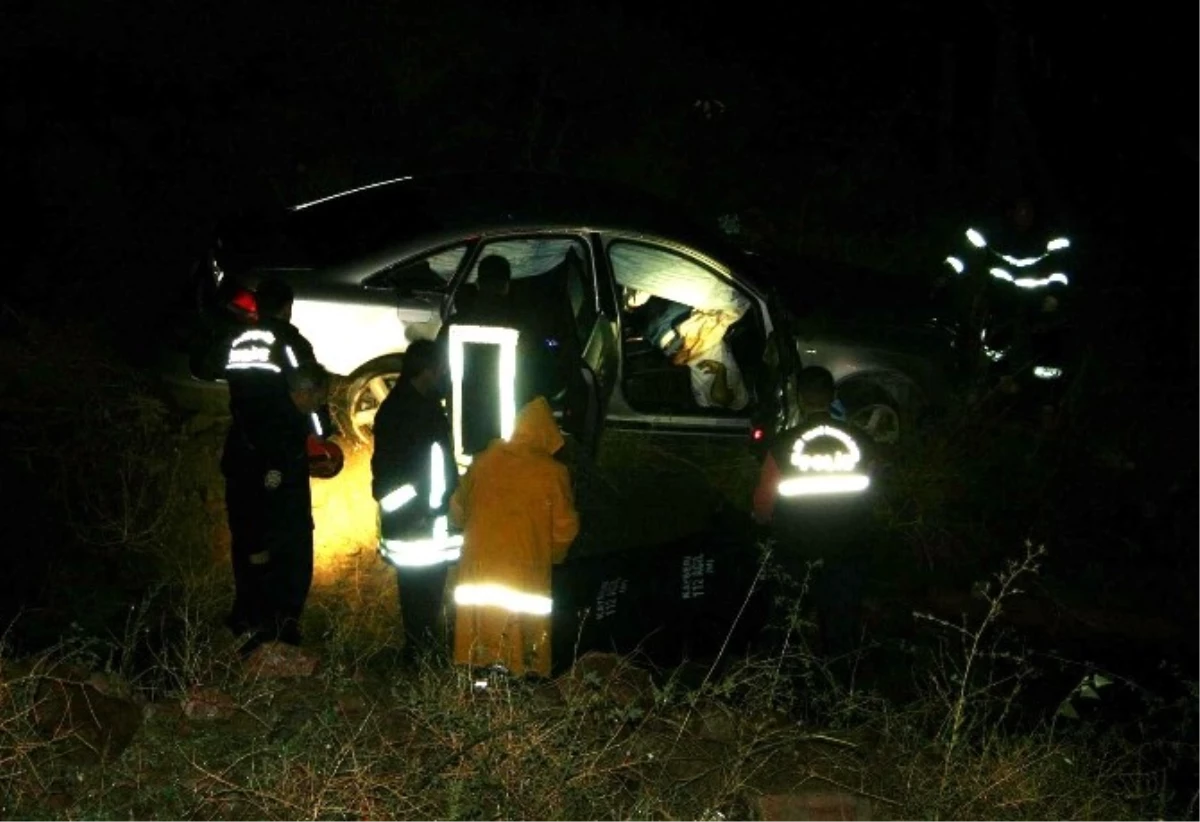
xmin=364 ymin=245 xmax=468 ymax=291
xmin=446 ymin=235 xmax=594 ymax=407
xmin=609 ymin=242 xmax=749 ymax=313
xmin=456 ymin=236 xmax=594 ymax=343
xmin=608 ymin=240 xmax=757 ymax=415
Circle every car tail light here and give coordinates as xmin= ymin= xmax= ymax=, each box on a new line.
xmin=228 ymin=287 xmax=258 ymax=321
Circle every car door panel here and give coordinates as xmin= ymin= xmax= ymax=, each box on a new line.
xmin=564 ymin=313 xmax=618 ymax=453
xmin=439 ymin=232 xmax=617 ymax=456
xmin=757 ymin=293 xmax=802 ymax=436
xmin=559 ymin=235 xmax=617 ymax=454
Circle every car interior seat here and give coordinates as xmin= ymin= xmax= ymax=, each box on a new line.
xmin=451 ymin=281 xmax=479 ymax=318
xmin=724 ymin=312 xmax=762 ymax=406
xmin=564 ymin=248 xmax=586 ymax=330
xmin=615 ymin=294 xmax=694 ymax=412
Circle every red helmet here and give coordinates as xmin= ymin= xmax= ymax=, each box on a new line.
xmin=306 ymin=436 xmax=345 ymax=480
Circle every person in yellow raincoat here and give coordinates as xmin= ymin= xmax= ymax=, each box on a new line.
xmin=449 ymin=395 xmax=579 ymax=678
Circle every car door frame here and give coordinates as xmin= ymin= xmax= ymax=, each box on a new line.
xmin=441 ymin=228 xmax=619 ymax=457
xmin=593 ymin=231 xmax=781 ymax=440
xmin=345 ymin=237 xmax=478 ymax=328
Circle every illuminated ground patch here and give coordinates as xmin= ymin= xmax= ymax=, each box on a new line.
xmin=309 ymin=439 xmax=385 ymax=585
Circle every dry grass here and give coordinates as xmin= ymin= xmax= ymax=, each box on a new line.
xmin=0 ymin=307 xmax=1195 ymax=819
xmin=0 ymin=604 xmax=1183 ymax=820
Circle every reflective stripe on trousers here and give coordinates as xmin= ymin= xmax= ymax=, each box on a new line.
xmin=453 ymin=582 xmax=553 ymax=616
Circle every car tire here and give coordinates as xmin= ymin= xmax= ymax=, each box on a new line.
xmin=837 ymin=381 xmax=906 ymax=447
xmin=335 ymin=355 xmax=404 ymax=448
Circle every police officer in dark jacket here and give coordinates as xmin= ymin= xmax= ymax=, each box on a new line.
xmin=371 ymin=338 xmax=459 ymax=664
xmin=221 ymin=276 xmax=330 ymax=653
xmin=752 ymin=366 xmax=877 ymax=674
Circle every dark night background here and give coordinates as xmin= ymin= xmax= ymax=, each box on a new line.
xmin=4 ymin=1 xmax=1195 ymax=297
xmin=3 ymin=0 xmax=1194 ymax=523
xmin=0 ymin=1 xmax=1196 ymax=816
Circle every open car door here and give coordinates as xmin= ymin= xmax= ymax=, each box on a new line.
xmin=561 ymin=296 xmax=619 ymax=459
xmin=443 ymin=233 xmax=619 ymax=468
xmin=753 ymin=288 xmax=803 ymax=448
xmin=556 ymin=236 xmax=619 ymax=459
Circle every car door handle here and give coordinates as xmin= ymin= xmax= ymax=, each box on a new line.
xmin=408 ymin=289 xmax=444 ymax=301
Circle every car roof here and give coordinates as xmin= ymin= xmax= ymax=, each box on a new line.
xmin=220 ymin=171 xmax=743 ymax=270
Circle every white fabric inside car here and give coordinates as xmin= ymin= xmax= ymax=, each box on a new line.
xmin=471 ymin=238 xmax=580 ymax=280
xmin=610 ymin=242 xmax=750 ymax=314
xmin=426 ymin=247 xmax=468 ymax=281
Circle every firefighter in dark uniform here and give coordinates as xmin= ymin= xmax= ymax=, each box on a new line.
xmin=943 ymin=196 xmax=1073 ymax=425
xmin=753 ymin=366 xmax=877 ymax=676
xmin=371 ymin=338 xmax=459 ymax=664
xmin=221 ymin=276 xmax=332 ymax=653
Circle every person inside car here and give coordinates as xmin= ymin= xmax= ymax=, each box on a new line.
xmin=670 ymin=306 xmax=749 ymax=410
xmin=622 ymin=287 xmax=750 ymax=411
xmin=462 ymin=254 xmax=522 ymax=327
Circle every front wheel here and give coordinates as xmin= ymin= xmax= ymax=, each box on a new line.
xmin=334 ymin=356 xmax=404 ymax=448
xmin=838 ymin=382 xmax=904 ymax=446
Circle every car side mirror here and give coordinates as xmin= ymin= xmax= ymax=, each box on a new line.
xmin=380 ymin=260 xmax=448 ymax=297
xmin=389 ymin=283 xmax=447 ymax=312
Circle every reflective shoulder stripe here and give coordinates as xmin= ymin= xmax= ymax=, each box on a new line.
xmin=999 ymin=252 xmax=1047 ymax=268
xmin=230 ymin=329 xmax=277 ymax=347
xmin=790 ymin=425 xmax=863 ymax=470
